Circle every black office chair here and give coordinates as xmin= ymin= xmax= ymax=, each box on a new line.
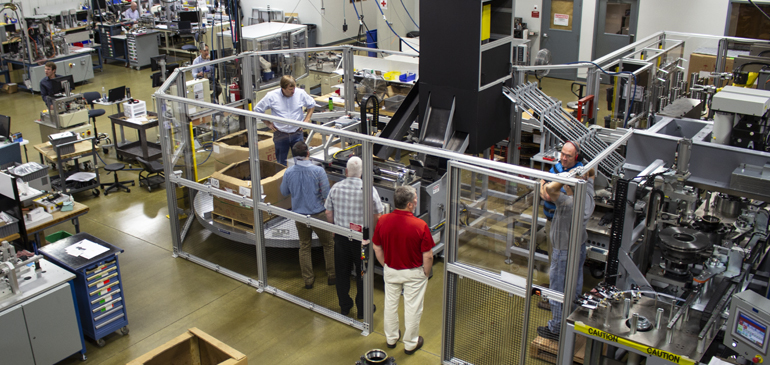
xmin=178 ymin=21 xmax=197 ymax=64
xmin=136 ymin=157 xmax=165 ymax=191
xmin=83 ymin=91 xmax=105 ymax=134
xmin=100 ymin=163 xmax=135 ymax=195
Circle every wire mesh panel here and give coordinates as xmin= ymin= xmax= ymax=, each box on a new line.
xmin=445 ymin=273 xmax=526 ymax=364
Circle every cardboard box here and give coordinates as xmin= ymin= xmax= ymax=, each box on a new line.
xmin=688 ymin=53 xmax=734 ymax=86
xmin=2 ymin=83 xmax=17 ymax=94
xmin=212 ymin=130 xmax=276 ymax=171
xmin=210 ymin=159 xmax=290 ymax=229
xmin=127 ymin=327 xmax=247 ymax=365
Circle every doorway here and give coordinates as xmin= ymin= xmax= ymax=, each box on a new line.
xmin=540 ymin=0 xmax=583 ymax=80
xmin=592 ymin=0 xmax=639 ymax=60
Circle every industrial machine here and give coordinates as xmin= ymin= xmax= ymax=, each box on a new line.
xmin=36 ymin=92 xmax=91 ymax=138
xmin=0 ymin=240 xmax=42 ymax=301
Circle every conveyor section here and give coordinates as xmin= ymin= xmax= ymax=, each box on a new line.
xmin=374 ymin=83 xmax=420 ymax=160
xmin=504 ymin=82 xmax=625 ymax=178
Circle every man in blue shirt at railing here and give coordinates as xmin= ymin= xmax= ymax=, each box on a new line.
xmin=254 ymin=75 xmax=316 ymax=166
xmin=280 ymin=141 xmax=335 ymax=290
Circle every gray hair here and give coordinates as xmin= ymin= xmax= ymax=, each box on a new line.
xmin=346 ymin=156 xmax=362 ymax=178
xmin=394 ymin=186 xmax=416 ymax=210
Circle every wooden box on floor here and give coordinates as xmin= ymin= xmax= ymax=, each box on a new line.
xmin=210 ymin=159 xmax=291 ymax=230
xmin=126 ymin=327 xmax=247 ymax=365
xmin=212 ymin=130 xmax=276 ymax=171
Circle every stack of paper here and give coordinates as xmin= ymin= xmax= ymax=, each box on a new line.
xmin=65 ymin=239 xmax=109 ymax=259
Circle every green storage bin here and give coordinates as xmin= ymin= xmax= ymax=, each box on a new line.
xmin=46 ymin=230 xmax=72 ymax=243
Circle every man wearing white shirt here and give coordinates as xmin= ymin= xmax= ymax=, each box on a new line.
xmin=254 ymin=75 xmax=316 ymax=166
xmin=124 ymin=2 xmax=141 ymax=21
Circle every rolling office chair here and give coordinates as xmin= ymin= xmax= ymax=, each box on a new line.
xmin=83 ymin=91 xmax=105 ymax=133
xmin=100 ymin=163 xmax=135 ymax=195
xmin=178 ymin=21 xmax=197 ymax=64
xmin=135 ymin=157 xmax=165 ymax=191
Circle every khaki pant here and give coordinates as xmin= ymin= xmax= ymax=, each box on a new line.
xmin=295 ymin=212 xmax=335 ymax=286
xmin=384 ymin=264 xmax=428 ymax=351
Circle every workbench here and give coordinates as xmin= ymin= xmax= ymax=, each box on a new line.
xmin=108 ymin=112 xmax=161 ymax=161
xmin=34 ymin=138 xmax=101 ymax=196
xmin=0 ymin=258 xmax=87 ymax=363
xmin=26 ymin=201 xmax=89 ymax=249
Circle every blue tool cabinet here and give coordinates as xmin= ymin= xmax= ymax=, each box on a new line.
xmin=39 ymin=232 xmax=129 ymax=347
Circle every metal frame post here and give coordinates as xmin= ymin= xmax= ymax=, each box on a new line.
xmin=247 ymin=115 xmax=268 ymax=289
xmin=362 ymin=139 xmax=373 ymax=334
xmin=157 ymin=96 xmax=184 ymax=255
xmin=441 ymin=162 xmax=462 ymax=362
xmin=556 ymin=179 xmax=587 ymax=365
xmin=519 ymin=185 xmax=541 ymax=365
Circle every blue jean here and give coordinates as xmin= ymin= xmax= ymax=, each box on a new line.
xmin=548 ymin=243 xmax=586 ymax=334
xmin=273 ymin=130 xmax=304 ymax=166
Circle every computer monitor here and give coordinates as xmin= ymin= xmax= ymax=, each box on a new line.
xmin=92 ymin=0 xmax=106 ymax=10
xmin=51 ymin=75 xmax=75 ymax=95
xmin=107 ymin=86 xmax=126 ymax=102
xmin=150 ymin=54 xmax=167 ymax=72
xmin=0 ymin=115 xmax=10 ymax=139
xmin=151 ymin=72 xmax=164 ymax=88
xmin=178 ymin=11 xmax=200 ymax=23
xmin=165 ymin=63 xmax=180 ymax=75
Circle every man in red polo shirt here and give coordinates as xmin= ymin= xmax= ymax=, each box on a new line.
xmin=373 ymin=186 xmax=435 ymax=355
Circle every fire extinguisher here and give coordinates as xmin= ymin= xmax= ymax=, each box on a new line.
xmin=228 ymin=79 xmax=241 ymax=102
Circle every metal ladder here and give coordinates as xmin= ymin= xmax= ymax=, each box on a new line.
xmin=504 ymin=82 xmax=625 ymax=178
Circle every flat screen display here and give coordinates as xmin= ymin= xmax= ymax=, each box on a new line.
xmin=736 ymin=312 xmax=767 ymax=350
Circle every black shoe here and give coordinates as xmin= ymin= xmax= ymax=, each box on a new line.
xmin=304 ymin=283 xmax=314 ymax=289
xmin=341 ymin=307 xmax=351 ymax=316
xmin=328 ymin=277 xmax=336 ymax=286
xmin=387 ymin=330 xmax=401 ymax=349
xmin=537 ymin=326 xmax=559 ymax=341
xmin=404 ymin=336 xmax=424 ymax=355
xmin=357 ymin=304 xmax=376 ymax=319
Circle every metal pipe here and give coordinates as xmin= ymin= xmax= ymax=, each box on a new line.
xmin=604 ymin=304 xmax=612 ymax=328
xmin=655 ymin=308 xmax=664 ymax=330
xmin=630 ymin=313 xmax=639 ymax=335
xmin=624 ymin=298 xmax=631 ymax=319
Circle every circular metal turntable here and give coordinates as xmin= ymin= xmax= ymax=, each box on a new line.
xmin=658 ymin=226 xmax=712 ymax=276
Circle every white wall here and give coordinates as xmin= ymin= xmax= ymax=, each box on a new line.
xmin=16 ymin=0 xmax=83 ymax=17
xmin=577 ymin=0 xmax=595 ymax=78
xmin=636 ymin=0 xmax=729 ymax=40
xmin=239 ymin=0 xmax=418 ymax=47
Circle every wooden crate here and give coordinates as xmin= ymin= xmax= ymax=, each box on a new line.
xmin=529 ymin=334 xmax=586 ymax=364
xmin=127 ymin=327 xmax=247 ymax=365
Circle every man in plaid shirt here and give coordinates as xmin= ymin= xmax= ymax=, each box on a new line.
xmin=325 ymin=156 xmax=384 ymax=318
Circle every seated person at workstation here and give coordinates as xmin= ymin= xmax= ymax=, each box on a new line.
xmin=192 ymin=45 xmax=222 ymax=103
xmin=39 ymin=62 xmax=59 ymax=105
xmin=124 ymin=2 xmax=141 ymax=21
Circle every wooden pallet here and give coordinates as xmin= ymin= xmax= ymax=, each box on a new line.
xmin=211 ymin=212 xmax=256 ymax=232
xmin=529 ymin=334 xmax=586 ymax=364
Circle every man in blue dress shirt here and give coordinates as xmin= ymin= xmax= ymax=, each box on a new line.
xmin=280 ymin=141 xmax=335 ymax=289
xmin=254 ymin=75 xmax=316 ymax=166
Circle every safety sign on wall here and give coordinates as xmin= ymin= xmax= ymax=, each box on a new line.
xmin=379 ymin=0 xmax=387 ymax=9
xmin=554 ymin=13 xmax=569 ymax=26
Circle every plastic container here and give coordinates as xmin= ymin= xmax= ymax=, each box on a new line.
xmin=383 ymin=71 xmax=401 ymax=81
xmin=45 ymin=230 xmax=72 ymax=243
xmin=0 ymin=215 xmax=19 ymax=238
xmin=399 ymin=72 xmax=416 ymax=82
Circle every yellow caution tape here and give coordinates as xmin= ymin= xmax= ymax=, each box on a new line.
xmin=574 ymin=321 xmax=696 ymax=365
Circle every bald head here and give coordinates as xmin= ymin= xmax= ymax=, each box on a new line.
xmin=560 ymin=142 xmax=578 ymax=169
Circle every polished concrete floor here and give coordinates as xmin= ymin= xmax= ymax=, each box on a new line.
xmin=1 ymin=58 xmax=601 ymax=364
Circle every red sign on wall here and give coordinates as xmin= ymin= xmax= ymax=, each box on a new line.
xmin=531 ymin=11 xmax=540 ymax=18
